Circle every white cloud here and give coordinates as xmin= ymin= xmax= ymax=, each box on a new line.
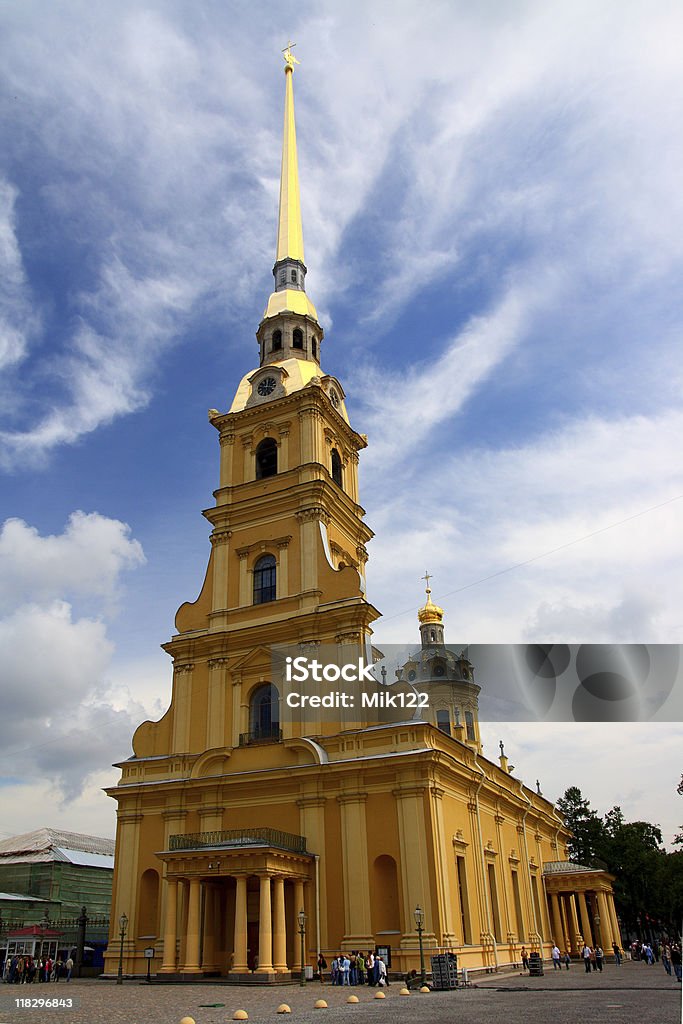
xmin=366 ymin=407 xmax=683 ymax=645
xmin=0 ymin=513 xmax=148 ymax=799
xmin=0 ymin=179 xmax=37 ymax=373
xmin=2 ymin=2 xmax=682 ymax=463
xmin=0 ymin=511 xmax=145 ymax=612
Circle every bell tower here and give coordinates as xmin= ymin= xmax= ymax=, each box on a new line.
xmin=131 ymin=44 xmax=379 ymax=760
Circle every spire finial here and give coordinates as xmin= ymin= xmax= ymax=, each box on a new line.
xmin=421 ymin=570 xmax=432 ymax=598
xmin=282 ymin=41 xmax=300 ymax=71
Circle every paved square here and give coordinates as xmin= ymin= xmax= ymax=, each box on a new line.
xmin=1 ymin=962 xmax=679 ymax=1024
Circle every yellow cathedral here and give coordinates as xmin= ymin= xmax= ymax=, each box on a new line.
xmin=105 ymin=49 xmax=622 ymax=981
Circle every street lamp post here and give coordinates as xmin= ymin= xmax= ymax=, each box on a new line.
xmin=298 ymin=909 xmax=306 ymax=987
xmin=414 ymin=905 xmax=426 ymax=986
xmin=116 ymin=913 xmax=128 ymax=985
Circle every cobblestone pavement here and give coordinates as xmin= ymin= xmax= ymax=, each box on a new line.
xmin=1 ymin=962 xmax=680 ymax=1024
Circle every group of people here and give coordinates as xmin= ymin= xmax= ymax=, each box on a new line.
xmin=520 ymin=937 xmax=681 ymax=982
xmin=2 ymin=955 xmax=74 ymax=983
xmin=632 ymin=939 xmax=682 ymax=981
xmin=318 ymin=951 xmax=389 ymax=986
xmin=580 ymin=943 xmax=606 ymax=971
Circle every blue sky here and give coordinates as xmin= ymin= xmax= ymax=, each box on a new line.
xmin=1 ymin=1 xmax=682 ymax=847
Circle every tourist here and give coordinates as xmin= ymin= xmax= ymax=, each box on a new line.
xmin=563 ymin=950 xmax=571 ymax=970
xmin=612 ymin=942 xmax=622 ymax=966
xmin=670 ymin=943 xmax=681 ymax=983
xmin=582 ymin=944 xmax=592 ymax=973
xmin=595 ymin=946 xmax=603 ymax=971
xmin=551 ymin=944 xmax=561 ymax=970
xmin=521 ymin=946 xmax=529 ymax=971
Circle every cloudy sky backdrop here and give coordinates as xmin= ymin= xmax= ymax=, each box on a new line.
xmin=1 ymin=1 xmax=681 ymax=847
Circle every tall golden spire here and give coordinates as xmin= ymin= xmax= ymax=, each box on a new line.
xmin=276 ymin=43 xmax=305 ymax=264
xmin=261 ymin=44 xmax=319 ymax=326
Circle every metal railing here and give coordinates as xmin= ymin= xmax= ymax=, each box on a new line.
xmin=238 ymin=726 xmax=283 ymax=746
xmin=169 ymin=828 xmax=308 ymax=854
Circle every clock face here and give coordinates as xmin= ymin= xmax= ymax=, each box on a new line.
xmin=329 ymin=389 xmax=339 ymax=408
xmin=257 ymin=377 xmax=277 ymax=397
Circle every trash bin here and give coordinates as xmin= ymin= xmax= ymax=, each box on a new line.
xmin=528 ymin=952 xmax=544 ymax=977
xmin=304 ymin=965 xmax=314 ymax=980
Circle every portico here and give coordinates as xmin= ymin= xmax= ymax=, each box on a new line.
xmin=544 ymin=862 xmax=621 ymax=954
xmin=157 ymin=829 xmax=312 ymax=980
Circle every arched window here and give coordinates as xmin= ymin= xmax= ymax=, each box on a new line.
xmin=331 ymin=449 xmax=343 ymax=488
xmin=253 ymin=554 xmax=276 ymax=604
xmin=291 ymin=269 xmax=297 ymax=284
xmin=271 ymin=329 xmax=282 ymax=352
xmin=292 ymin=328 xmax=304 ymax=349
xmin=465 ymin=710 xmax=476 ymax=742
xmin=312 ymin=337 xmax=318 ymax=359
xmin=249 ymin=683 xmax=280 ymax=740
xmin=255 ymin=437 xmax=278 ymax=479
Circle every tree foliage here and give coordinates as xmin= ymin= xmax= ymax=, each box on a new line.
xmin=557 ymin=784 xmax=682 ymax=937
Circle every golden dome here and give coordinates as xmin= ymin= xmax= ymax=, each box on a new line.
xmin=418 ymin=585 xmax=444 ymax=625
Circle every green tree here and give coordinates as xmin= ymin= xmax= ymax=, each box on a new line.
xmin=556 ymin=786 xmax=605 ymax=865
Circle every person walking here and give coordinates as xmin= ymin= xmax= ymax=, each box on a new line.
xmin=551 ymin=944 xmax=561 ymax=970
xmin=661 ymin=942 xmax=671 ymax=976
xmin=317 ymin=953 xmax=327 ymax=983
xmin=670 ymin=943 xmax=681 ymax=983
xmin=563 ymin=950 xmax=571 ymax=970
xmin=595 ymin=946 xmax=604 ymax=972
xmin=612 ymin=942 xmax=622 ymax=966
xmin=582 ymin=944 xmax=592 ymax=973
xmin=520 ymin=946 xmax=529 ymax=971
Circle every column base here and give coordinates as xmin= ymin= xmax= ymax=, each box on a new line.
xmin=179 ymin=967 xmax=203 ymax=975
xmin=254 ymin=966 xmax=276 ymax=974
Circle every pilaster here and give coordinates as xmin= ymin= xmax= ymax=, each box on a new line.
xmin=337 ymin=792 xmax=374 ymax=947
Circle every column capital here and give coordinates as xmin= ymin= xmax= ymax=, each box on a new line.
xmin=117 ymin=813 xmax=144 ymax=825
xmin=337 ymin=792 xmax=368 ymax=805
xmin=162 ymin=808 xmax=188 ymax=822
xmin=393 ymin=785 xmax=428 ymax=799
xmin=211 ymin=530 xmax=232 ymax=547
xmin=297 ymin=796 xmax=327 ymax=809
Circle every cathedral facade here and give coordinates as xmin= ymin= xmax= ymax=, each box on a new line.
xmin=105 ymin=51 xmax=621 ymax=980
